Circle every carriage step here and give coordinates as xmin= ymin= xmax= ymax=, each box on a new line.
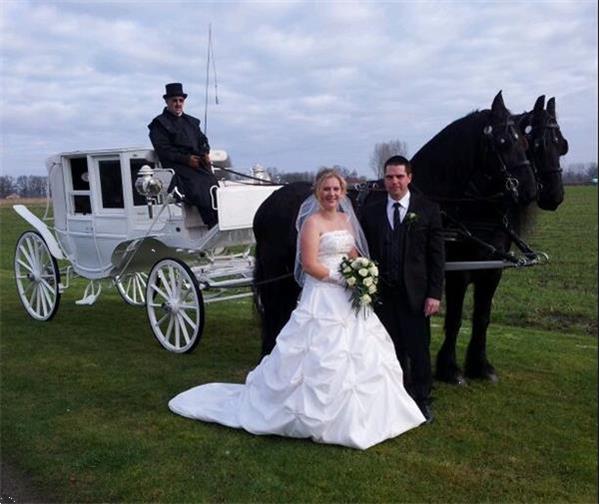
xmin=75 ymin=281 xmax=102 ymax=305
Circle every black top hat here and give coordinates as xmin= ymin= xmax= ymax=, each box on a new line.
xmin=163 ymin=83 xmax=188 ymax=99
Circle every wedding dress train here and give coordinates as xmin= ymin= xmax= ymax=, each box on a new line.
xmin=169 ymin=230 xmax=425 ymax=450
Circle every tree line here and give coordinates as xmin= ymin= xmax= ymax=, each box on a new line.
xmin=0 ymin=175 xmax=48 ymax=198
xmin=561 ymin=162 xmax=598 ymax=185
xmin=1 ymin=143 xmax=596 ymax=199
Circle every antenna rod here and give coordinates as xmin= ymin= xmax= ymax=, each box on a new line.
xmin=204 ymin=23 xmax=211 ymax=135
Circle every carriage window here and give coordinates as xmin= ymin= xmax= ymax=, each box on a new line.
xmin=70 ymin=157 xmax=89 ymax=190
xmin=73 ymin=195 xmax=92 ymax=214
xmin=69 ymin=157 xmax=91 ymax=214
xmin=99 ymin=159 xmax=124 ymax=209
xmin=130 ymin=159 xmax=156 ymax=206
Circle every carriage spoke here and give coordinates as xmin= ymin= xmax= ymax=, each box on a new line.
xmin=27 ymin=285 xmax=37 ymax=311
xmin=180 ymin=303 xmax=199 ymax=310
xmin=137 ymin=275 xmax=146 ymax=302
xmin=39 ymin=286 xmax=49 ymax=316
xmin=21 ymin=280 xmax=34 ymax=296
xmin=125 ymin=276 xmax=134 ymax=298
xmin=35 ymin=287 xmax=42 ymax=315
xmin=40 ymin=277 xmax=57 ymax=295
xmin=33 ymin=240 xmax=43 ymax=270
xmin=179 ymin=309 xmax=198 ymax=332
xmin=25 ymin=238 xmax=37 ymax=270
xmin=39 ymin=281 xmax=55 ymax=308
xmin=179 ymin=283 xmax=193 ymax=300
xmin=18 ymin=245 xmax=35 ymax=272
xmin=16 ymin=258 xmax=34 ymax=273
xmin=149 ymin=283 xmax=169 ymax=302
xmin=33 ymin=239 xmax=45 ymax=273
xmin=177 ymin=313 xmax=191 ymax=345
xmin=164 ymin=315 xmax=175 ymax=342
xmin=168 ymin=266 xmax=177 ymax=295
xmin=174 ymin=317 xmax=181 ymax=348
xmin=154 ymin=311 xmax=170 ymax=327
xmin=157 ymin=269 xmax=174 ymax=297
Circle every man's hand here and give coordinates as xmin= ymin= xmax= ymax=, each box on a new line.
xmin=187 ymin=155 xmax=202 ymax=169
xmin=187 ymin=154 xmax=211 ymax=171
xmin=424 ymin=297 xmax=440 ymax=317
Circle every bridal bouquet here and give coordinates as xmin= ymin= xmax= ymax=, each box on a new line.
xmin=339 ymin=256 xmax=379 ymax=316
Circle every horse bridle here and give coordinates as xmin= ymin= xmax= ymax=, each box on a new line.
xmin=482 ymin=116 xmax=532 ymax=203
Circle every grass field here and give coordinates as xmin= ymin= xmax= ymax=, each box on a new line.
xmin=0 ymin=187 xmax=597 ymax=502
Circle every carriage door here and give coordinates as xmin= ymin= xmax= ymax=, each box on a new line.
xmin=87 ymin=155 xmax=129 ymax=274
xmin=61 ymin=156 xmax=100 ymax=276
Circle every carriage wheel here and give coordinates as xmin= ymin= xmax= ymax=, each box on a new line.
xmin=14 ymin=231 xmax=61 ymax=321
xmin=115 ymin=272 xmax=148 ymax=306
xmin=146 ymin=258 xmax=204 ymax=353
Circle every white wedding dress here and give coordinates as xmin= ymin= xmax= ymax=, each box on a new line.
xmin=169 ymin=230 xmax=425 ymax=450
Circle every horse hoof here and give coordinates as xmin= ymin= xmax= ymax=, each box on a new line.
xmin=456 ymin=375 xmax=468 ymax=386
xmin=435 ymin=370 xmax=467 ymax=386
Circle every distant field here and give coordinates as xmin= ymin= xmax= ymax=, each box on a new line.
xmin=0 ymin=197 xmax=47 ymax=208
xmin=0 ymin=186 xmax=597 ymax=502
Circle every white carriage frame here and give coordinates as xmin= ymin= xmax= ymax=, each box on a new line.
xmin=14 ymin=147 xmax=282 ymax=353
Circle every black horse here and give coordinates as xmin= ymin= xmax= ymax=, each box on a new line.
xmin=254 ymin=92 xmax=538 ymax=364
xmin=431 ymin=95 xmax=568 ymax=385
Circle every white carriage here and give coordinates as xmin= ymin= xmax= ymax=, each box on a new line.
xmin=13 ymin=147 xmax=281 ymax=353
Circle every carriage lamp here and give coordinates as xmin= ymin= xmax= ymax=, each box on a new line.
xmin=135 ymin=165 xmax=164 ymax=218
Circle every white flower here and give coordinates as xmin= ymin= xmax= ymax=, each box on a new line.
xmin=360 ymin=294 xmax=372 ymax=304
xmin=368 ymin=284 xmax=377 ymax=294
xmin=343 ymin=267 xmax=352 ymax=274
xmin=347 ymin=277 xmax=356 ymax=286
xmin=368 ymin=266 xmax=379 ymax=276
xmin=359 ymin=257 xmax=369 ymax=266
xmin=358 ymin=268 xmax=368 ymax=277
xmin=363 ymin=277 xmax=373 ymax=287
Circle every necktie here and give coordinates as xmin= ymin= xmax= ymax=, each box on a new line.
xmin=393 ymin=202 xmax=401 ymax=231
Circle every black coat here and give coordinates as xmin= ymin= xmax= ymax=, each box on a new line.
xmin=147 ymin=108 xmax=218 ymax=227
xmin=148 ymin=108 xmax=210 ymax=171
xmin=360 ymin=192 xmax=445 ymax=314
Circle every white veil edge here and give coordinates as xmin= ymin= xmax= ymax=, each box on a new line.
xmin=294 ymin=194 xmax=370 ymax=287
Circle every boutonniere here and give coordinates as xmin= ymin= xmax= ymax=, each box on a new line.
xmin=405 ymin=211 xmax=419 ymax=229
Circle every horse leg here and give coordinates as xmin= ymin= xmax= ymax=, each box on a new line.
xmin=259 ymin=278 xmax=299 ymax=357
xmin=464 ymin=269 xmax=502 ymax=383
xmin=435 ymin=271 xmax=469 ymax=386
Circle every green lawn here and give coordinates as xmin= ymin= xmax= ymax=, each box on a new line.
xmin=0 ymin=187 xmax=597 ymax=502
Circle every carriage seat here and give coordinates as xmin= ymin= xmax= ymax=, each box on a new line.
xmin=182 ymin=204 xmax=208 ymax=229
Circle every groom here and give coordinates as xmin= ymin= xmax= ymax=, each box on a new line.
xmin=360 ymin=155 xmax=445 ymax=423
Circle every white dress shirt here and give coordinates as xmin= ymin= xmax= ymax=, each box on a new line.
xmin=387 ymin=191 xmax=411 ymax=230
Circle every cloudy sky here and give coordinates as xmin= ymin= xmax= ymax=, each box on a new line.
xmin=1 ymin=0 xmax=597 ymax=177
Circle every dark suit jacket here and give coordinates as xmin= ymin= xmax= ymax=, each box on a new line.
xmin=360 ymin=192 xmax=445 ymax=314
xmin=148 ymin=108 xmax=210 ymax=171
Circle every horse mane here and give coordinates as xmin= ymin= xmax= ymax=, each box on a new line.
xmin=410 ymin=110 xmax=490 ymax=198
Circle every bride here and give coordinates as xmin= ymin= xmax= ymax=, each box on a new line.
xmin=169 ymin=169 xmax=425 ymax=450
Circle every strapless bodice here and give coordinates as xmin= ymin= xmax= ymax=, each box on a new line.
xmin=317 ymin=230 xmax=355 ymax=271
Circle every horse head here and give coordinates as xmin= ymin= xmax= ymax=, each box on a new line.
xmin=481 ymin=91 xmax=537 ymax=206
xmin=518 ymin=95 xmax=568 ymax=211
